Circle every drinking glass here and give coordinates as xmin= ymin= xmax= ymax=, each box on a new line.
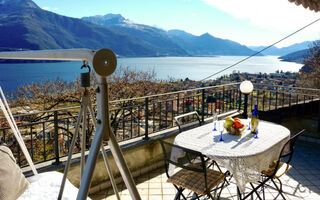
xmin=218 ymin=121 xmax=224 ymax=141
xmin=254 ymin=129 xmax=258 ymax=139
xmin=212 ymin=113 xmax=218 ymax=131
xmin=247 ymin=112 xmax=251 ymax=130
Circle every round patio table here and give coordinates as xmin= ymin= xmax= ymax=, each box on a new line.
xmin=171 ymin=119 xmax=290 ymax=193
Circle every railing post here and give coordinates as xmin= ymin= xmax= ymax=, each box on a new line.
xmin=318 ymin=100 xmax=320 ymax=132
xmin=30 ymin=125 xmax=33 ymax=160
xmin=256 ymin=90 xmax=259 ymax=110
xmin=229 ymin=90 xmax=232 ymax=110
xmin=289 ymin=93 xmax=292 ymax=117
xmin=201 ymin=89 xmax=205 ymax=123
xmin=262 ymin=91 xmax=265 ymax=111
xmin=144 ymin=98 xmax=149 ymax=140
xmin=222 ymin=87 xmax=225 ymax=112
xmin=53 ymin=111 xmax=60 ymax=165
xmin=269 ymin=91 xmax=271 ymax=111
xmin=165 ymin=101 xmax=168 ymax=128
xmin=303 ymin=95 xmax=306 ymax=114
xmin=177 ymin=94 xmax=180 ymax=116
xmin=159 ymin=102 xmax=162 ymax=129
xmin=282 ymin=93 xmax=285 ymax=108
xmin=275 ymin=87 xmax=278 ymax=110
xmin=250 ymin=92 xmax=253 ymax=111
xmin=296 ymin=94 xmax=299 ymax=115
xmin=311 ymin=96 xmax=314 ymax=113
xmin=233 ymin=89 xmax=236 ymax=109
xmin=238 ymin=91 xmax=242 ymax=111
xmin=42 ymin=123 xmax=46 ymax=161
xmin=243 ymin=94 xmax=249 ymax=119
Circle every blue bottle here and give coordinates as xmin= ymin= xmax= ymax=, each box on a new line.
xmin=250 ymin=104 xmax=259 ymax=134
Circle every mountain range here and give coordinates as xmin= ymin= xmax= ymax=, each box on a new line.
xmin=0 ymin=0 xmax=313 ymax=58
xmin=279 ymin=49 xmax=309 ymax=63
xmin=249 ymin=41 xmax=312 ymax=56
xmin=0 ymin=0 xmax=258 ymax=57
xmin=0 ymin=0 xmax=165 ymax=57
xmin=82 ymin=14 xmax=188 ymax=56
xmin=82 ymin=14 xmax=257 ymax=56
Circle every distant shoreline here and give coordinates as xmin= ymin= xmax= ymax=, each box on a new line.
xmin=0 ymin=54 xmax=273 ymax=64
xmin=0 ymin=55 xmax=302 ymax=65
xmin=0 ymin=59 xmax=68 ymax=64
xmin=0 ymin=56 xmax=302 ymax=94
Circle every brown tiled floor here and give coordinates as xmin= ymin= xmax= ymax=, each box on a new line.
xmin=91 ymin=141 xmax=320 ymax=200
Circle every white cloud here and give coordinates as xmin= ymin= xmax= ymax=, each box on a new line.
xmin=201 ymin=0 xmax=320 ymax=31
xmin=53 ymin=8 xmax=58 ymax=11
xmin=42 ymin=7 xmax=50 ymax=11
xmin=191 ymin=13 xmax=197 ymax=17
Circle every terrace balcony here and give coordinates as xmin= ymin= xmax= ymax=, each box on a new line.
xmin=91 ymin=141 xmax=320 ymax=200
xmin=1 ymin=82 xmax=320 ymax=199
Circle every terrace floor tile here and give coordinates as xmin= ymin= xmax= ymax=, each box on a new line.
xmin=91 ymin=141 xmax=320 ymax=200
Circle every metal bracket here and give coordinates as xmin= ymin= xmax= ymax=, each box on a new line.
xmin=174 ymin=111 xmax=201 ymax=132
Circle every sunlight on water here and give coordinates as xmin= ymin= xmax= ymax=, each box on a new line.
xmin=0 ymin=56 xmax=302 ymax=93
xmin=118 ymin=56 xmax=302 ymax=80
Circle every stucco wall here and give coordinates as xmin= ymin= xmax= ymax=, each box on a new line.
xmin=64 ymin=131 xmax=177 ymax=194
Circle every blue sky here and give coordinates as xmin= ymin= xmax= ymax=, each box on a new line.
xmin=33 ymin=0 xmax=320 ymax=47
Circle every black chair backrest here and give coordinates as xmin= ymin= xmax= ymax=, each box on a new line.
xmin=272 ymin=129 xmax=305 ymax=176
xmin=280 ymin=129 xmax=306 ymax=162
xmin=174 ymin=111 xmax=201 ymax=133
xmin=159 ymin=140 xmax=206 ymax=178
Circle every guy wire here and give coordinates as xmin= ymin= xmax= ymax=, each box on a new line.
xmin=200 ymin=17 xmax=320 ymax=82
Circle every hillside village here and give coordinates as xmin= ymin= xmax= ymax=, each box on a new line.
xmin=175 ymin=70 xmax=299 ymax=91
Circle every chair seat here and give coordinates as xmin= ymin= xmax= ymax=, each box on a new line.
xmin=167 ymin=166 xmax=226 ymax=195
xmin=262 ymin=161 xmax=292 ymax=178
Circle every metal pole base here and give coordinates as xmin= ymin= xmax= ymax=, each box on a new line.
xmin=76 ymin=77 xmax=141 ymax=200
xmin=58 ymin=89 xmax=120 ymax=200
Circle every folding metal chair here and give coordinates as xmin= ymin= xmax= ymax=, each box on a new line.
xmin=237 ymin=129 xmax=306 ymax=200
xmin=260 ymin=129 xmax=306 ymax=199
xmin=160 ymin=140 xmax=227 ymax=200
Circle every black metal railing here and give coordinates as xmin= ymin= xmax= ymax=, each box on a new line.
xmin=1 ymin=82 xmax=320 ymax=167
xmin=248 ymin=84 xmax=320 ymax=115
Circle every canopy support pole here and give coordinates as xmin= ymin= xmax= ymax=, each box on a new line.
xmin=0 ymin=87 xmax=38 ymax=175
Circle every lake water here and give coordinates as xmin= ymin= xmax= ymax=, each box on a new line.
xmin=0 ymin=56 xmax=302 ymax=93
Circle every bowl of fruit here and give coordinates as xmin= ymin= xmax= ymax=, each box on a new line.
xmin=224 ymin=117 xmax=245 ymax=136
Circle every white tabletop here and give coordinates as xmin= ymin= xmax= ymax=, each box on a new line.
xmin=172 ymin=119 xmax=290 ymax=193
